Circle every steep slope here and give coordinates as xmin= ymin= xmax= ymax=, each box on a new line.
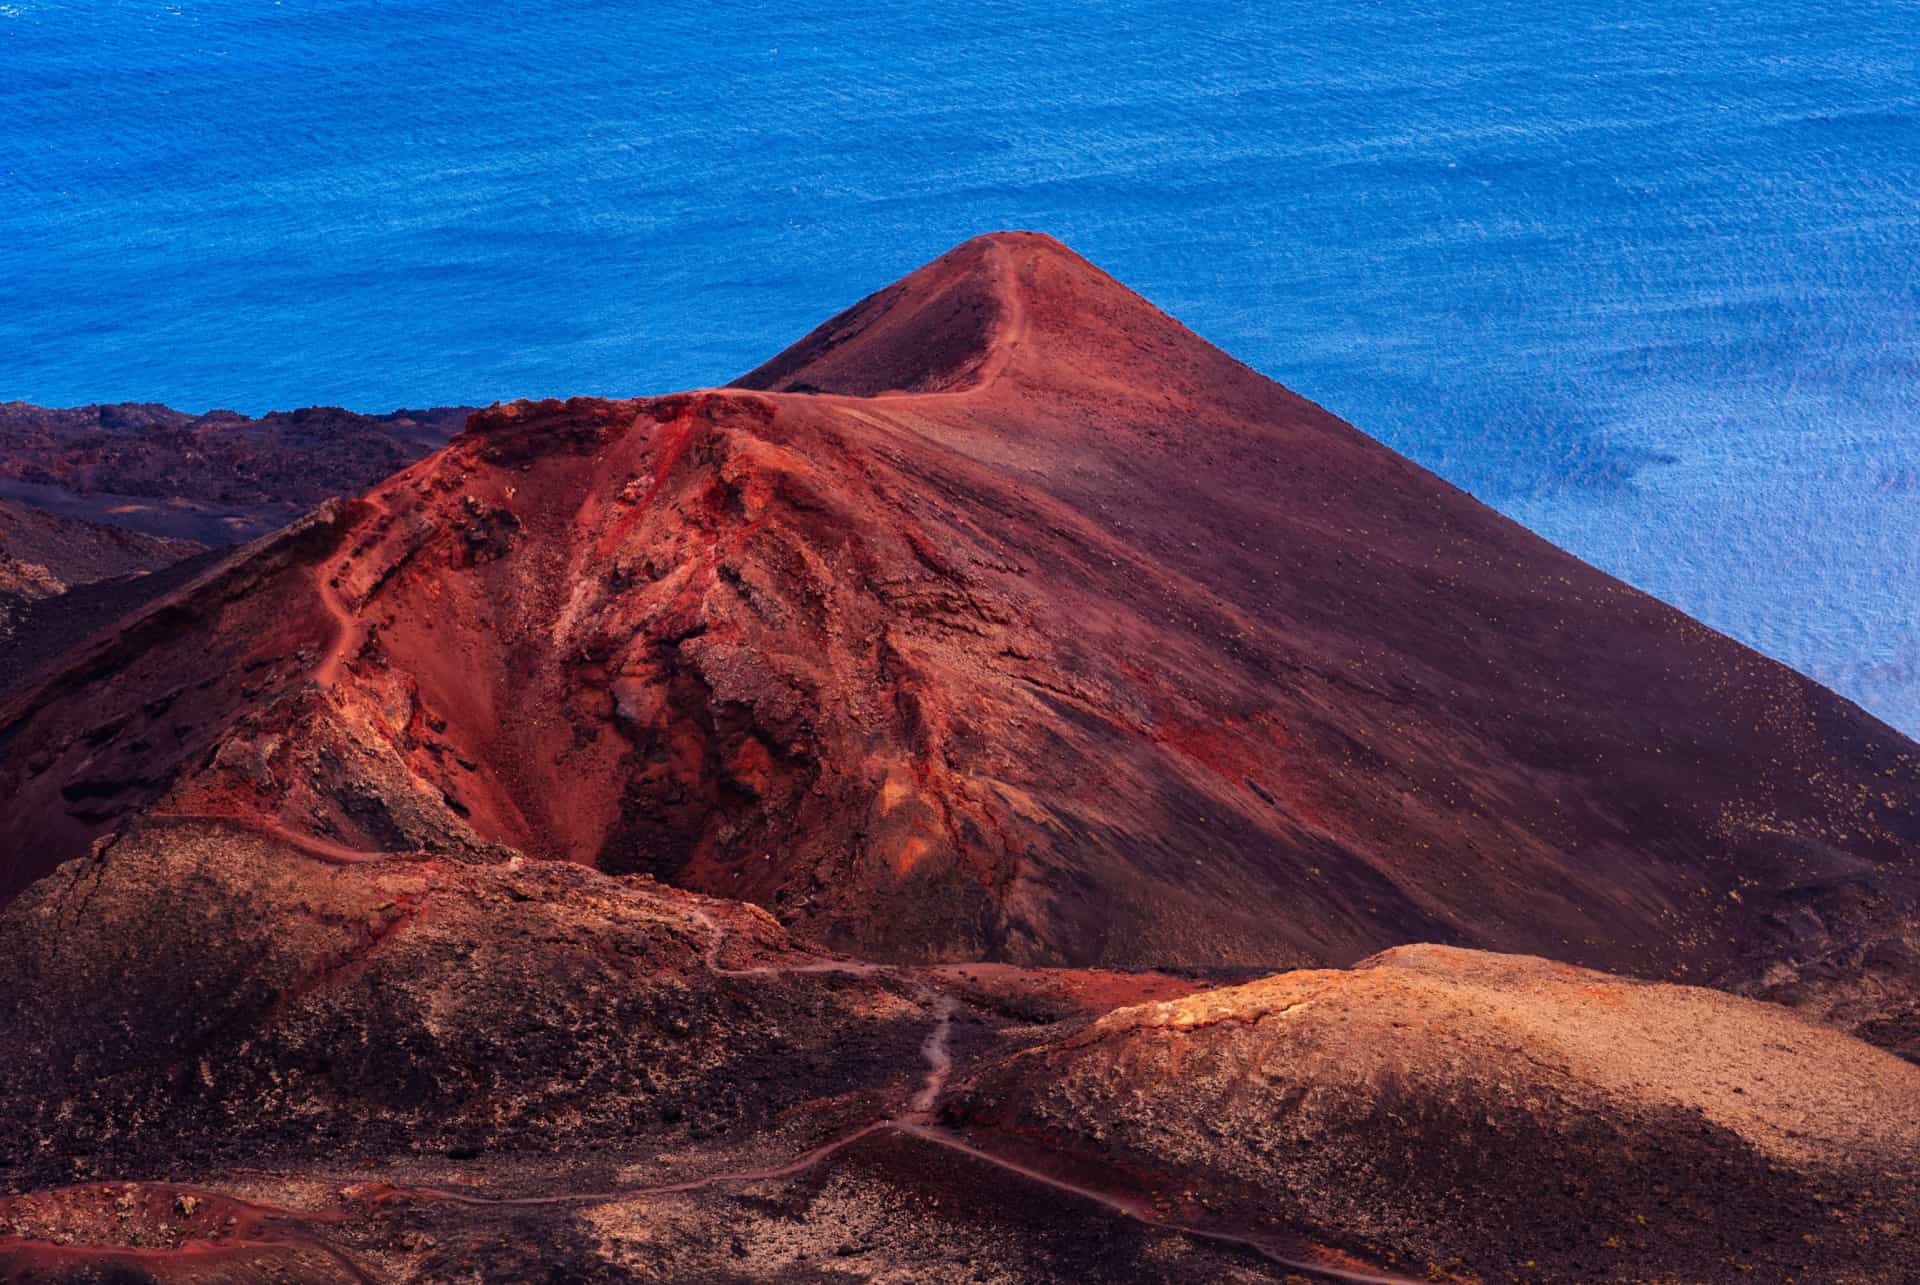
xmin=0 ymin=233 xmax=1915 ymax=1030
xmin=0 ymin=498 xmax=201 ymax=594
xmin=0 ymin=546 xmax=227 ymax=705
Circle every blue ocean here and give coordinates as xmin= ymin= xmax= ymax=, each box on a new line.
xmin=2 ymin=1 xmax=1916 ymax=733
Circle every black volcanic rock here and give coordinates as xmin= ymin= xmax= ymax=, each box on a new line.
xmin=0 ymin=500 xmax=211 ymax=701
xmin=0 ymin=499 xmax=201 ymax=593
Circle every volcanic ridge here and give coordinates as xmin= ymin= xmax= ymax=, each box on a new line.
xmin=0 ymin=233 xmax=1916 ymax=1283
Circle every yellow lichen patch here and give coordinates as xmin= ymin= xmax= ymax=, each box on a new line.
xmin=1137 ymin=979 xmax=1322 ymax=1032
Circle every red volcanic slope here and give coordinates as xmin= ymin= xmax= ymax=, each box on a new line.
xmin=1 ymin=234 xmax=1915 ymax=1013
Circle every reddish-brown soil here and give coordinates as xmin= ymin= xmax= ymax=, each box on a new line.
xmin=1 ymin=233 xmax=1917 ymax=1282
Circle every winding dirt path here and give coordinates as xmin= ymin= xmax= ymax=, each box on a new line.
xmin=0 ymin=1236 xmax=378 ymax=1285
xmin=387 ymin=1121 xmax=901 ymax=1212
xmin=364 ymin=913 xmax=949 ymax=1215
xmin=953 ymin=235 xmax=1030 ymax=394
xmin=146 ymin=812 xmax=419 ymax=866
xmin=894 ymin=1122 xmax=1423 ymax=1285
xmin=686 ymin=905 xmax=888 ymax=979
xmin=689 ymin=905 xmax=953 ymax=1119
xmin=83 ymin=838 xmax=1409 ymax=1281
xmin=907 ymin=992 xmax=957 ymax=1117
xmin=313 ymin=493 xmax=389 ymax=688
xmin=367 ymin=911 xmax=1417 ymax=1284
xmin=0 ymin=1183 xmax=381 ymax=1285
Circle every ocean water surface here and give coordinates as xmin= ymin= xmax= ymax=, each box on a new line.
xmin=2 ymin=1 xmax=1916 ymax=732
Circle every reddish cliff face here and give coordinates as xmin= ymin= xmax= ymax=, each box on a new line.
xmin=1 ymin=232 xmax=1916 ymax=1002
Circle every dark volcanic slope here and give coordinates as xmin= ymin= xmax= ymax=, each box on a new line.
xmin=0 ymin=401 xmax=468 ymax=544
xmin=0 ymin=498 xmax=208 ymax=694
xmin=0 ymin=499 xmax=201 ymax=595
xmin=1 ymin=233 xmax=1916 ymax=1040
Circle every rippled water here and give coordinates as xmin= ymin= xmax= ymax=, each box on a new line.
xmin=2 ymin=1 xmax=1916 ymax=731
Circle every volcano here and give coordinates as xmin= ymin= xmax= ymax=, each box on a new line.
xmin=5 ymin=232 xmax=1914 ymax=1002
xmin=1 ymin=233 xmax=1916 ymax=1281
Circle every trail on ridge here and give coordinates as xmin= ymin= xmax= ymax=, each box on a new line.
xmin=360 ymin=910 xmax=1418 ymax=1285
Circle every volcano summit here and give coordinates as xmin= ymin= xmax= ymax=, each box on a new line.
xmin=0 ymin=234 xmax=1915 ymax=1282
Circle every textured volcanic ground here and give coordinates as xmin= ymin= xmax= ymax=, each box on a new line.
xmin=6 ymin=821 xmax=1913 ymax=1280
xmin=0 ymin=402 xmax=466 ymax=700
xmin=0 ymin=401 xmax=467 ymax=545
xmin=0 ymin=499 xmax=201 ymax=595
xmin=0 ymin=498 xmax=201 ymax=649
xmin=1 ymin=233 xmax=1918 ymax=1281
xmin=953 ymin=945 xmax=1920 ymax=1282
